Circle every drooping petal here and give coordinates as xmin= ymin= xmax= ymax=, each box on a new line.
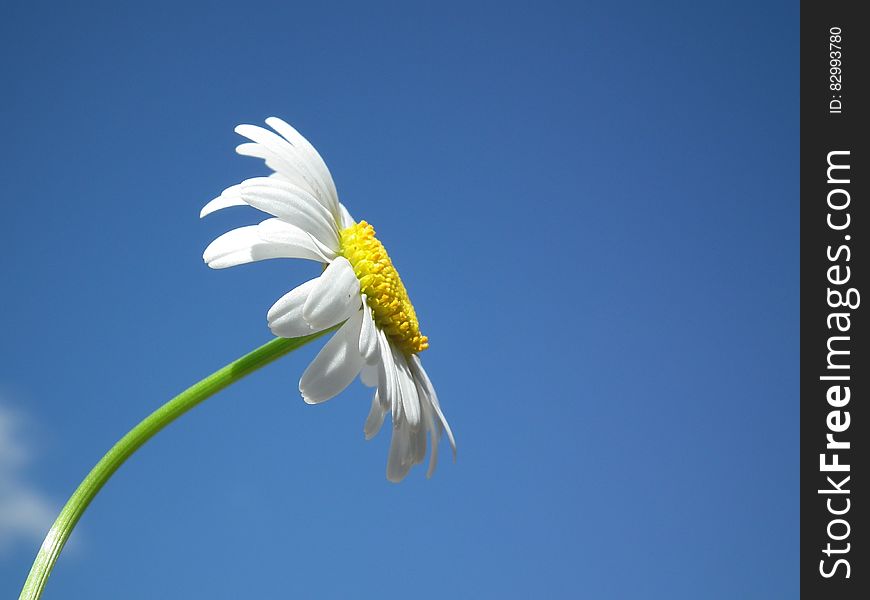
xmin=410 ymin=355 xmax=456 ymax=459
xmin=360 ymin=363 xmax=379 ymax=387
xmin=410 ymin=421 xmax=427 ymax=466
xmin=386 ymin=420 xmax=413 ymax=483
xmin=357 ymin=300 xmax=379 ymax=364
xmin=267 ymin=278 xmax=321 ymax=338
xmin=376 ymin=329 xmax=400 ymax=421
xmin=364 ymin=391 xmax=388 ymax=440
xmin=299 ymin=309 xmax=365 ymax=404
xmin=393 ymin=349 xmax=421 ymax=427
xmin=302 ymin=258 xmax=361 ymax=330
xmin=416 ymin=376 xmax=441 ymax=478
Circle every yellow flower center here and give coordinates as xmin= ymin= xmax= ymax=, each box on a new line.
xmin=339 ymin=221 xmax=429 ymax=355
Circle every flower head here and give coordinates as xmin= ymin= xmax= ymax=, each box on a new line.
xmin=201 ymin=118 xmax=455 ymax=481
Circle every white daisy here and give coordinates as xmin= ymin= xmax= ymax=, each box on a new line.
xmin=201 ymin=117 xmax=455 ymax=482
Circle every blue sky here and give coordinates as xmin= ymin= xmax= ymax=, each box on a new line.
xmin=0 ymin=1 xmax=798 ymax=598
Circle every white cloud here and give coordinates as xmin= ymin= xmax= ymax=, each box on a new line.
xmin=0 ymin=403 xmax=55 ymax=554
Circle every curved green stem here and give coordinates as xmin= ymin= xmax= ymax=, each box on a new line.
xmin=19 ymin=329 xmax=335 ymax=600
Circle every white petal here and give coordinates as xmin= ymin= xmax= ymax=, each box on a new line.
xmin=409 ymin=355 xmax=456 ymax=459
xmin=386 ymin=421 xmax=413 ymax=483
xmin=257 ymin=218 xmax=335 ymax=262
xmin=302 ymin=258 xmax=361 ymax=330
xmin=235 ymin=143 xmax=318 ymax=196
xmin=240 ymin=176 xmax=334 ymax=224
xmin=360 ymin=363 xmax=379 ymax=387
xmin=299 ymin=310 xmax=365 ymax=404
xmin=358 ymin=300 xmax=379 ymax=364
xmin=410 ymin=421 xmax=427 ymax=466
xmin=267 ymin=278 xmax=321 ymax=338
xmin=237 ymin=178 xmax=339 ymax=251
xmin=265 ymin=118 xmax=339 ymax=208
xmin=338 ymin=202 xmax=356 ymax=229
xmin=364 ymin=392 xmax=388 ymax=440
xmin=203 ymin=225 xmax=320 ymax=269
xmin=393 ymin=349 xmax=421 ymax=427
xmin=235 ymin=124 xmax=337 ymax=217
xmin=201 ymin=184 xmax=246 ymax=218
xmin=416 ymin=377 xmax=441 ymax=478
xmin=203 ymin=226 xmax=259 ymax=269
xmin=376 ymin=329 xmax=400 ymax=421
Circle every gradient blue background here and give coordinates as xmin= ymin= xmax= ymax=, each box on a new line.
xmin=0 ymin=1 xmax=798 ymax=597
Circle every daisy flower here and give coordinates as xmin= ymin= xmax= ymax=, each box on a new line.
xmin=200 ymin=118 xmax=455 ymax=482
